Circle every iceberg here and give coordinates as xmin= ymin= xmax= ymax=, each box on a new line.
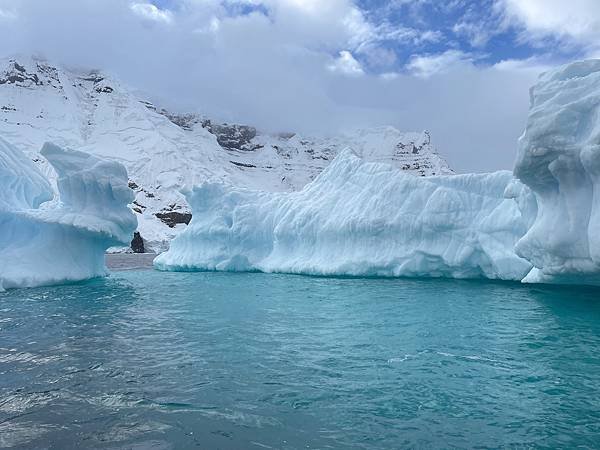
xmin=0 ymin=139 xmax=137 ymax=290
xmin=514 ymin=60 xmax=600 ymax=286
xmin=155 ymin=149 xmax=532 ymax=281
xmin=0 ymin=136 xmax=53 ymax=211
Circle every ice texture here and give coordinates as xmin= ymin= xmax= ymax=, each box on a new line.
xmin=514 ymin=60 xmax=600 ymax=285
xmin=0 ymin=136 xmax=52 ymax=210
xmin=155 ymin=149 xmax=532 ymax=281
xmin=0 ymin=140 xmax=137 ymax=290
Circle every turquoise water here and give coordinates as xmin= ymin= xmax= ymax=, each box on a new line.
xmin=1 ymin=271 xmax=600 ymax=449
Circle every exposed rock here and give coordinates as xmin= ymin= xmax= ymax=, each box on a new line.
xmin=230 ymin=160 xmax=257 ymax=168
xmin=80 ymin=74 xmax=104 ymax=83
xmin=0 ymin=61 xmax=43 ymax=87
xmin=131 ymin=231 xmax=145 ymax=253
xmin=202 ymin=120 xmax=262 ymax=151
xmin=163 ymin=111 xmax=199 ymax=130
xmin=95 ymin=86 xmax=113 ymax=94
xmin=155 ymin=211 xmax=192 ymax=228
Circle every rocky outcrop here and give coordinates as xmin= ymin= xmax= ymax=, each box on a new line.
xmin=202 ymin=120 xmax=263 ymax=152
xmin=155 ymin=211 xmax=192 ymax=228
xmin=130 ymin=231 xmax=145 ymax=253
xmin=0 ymin=61 xmax=43 ymax=87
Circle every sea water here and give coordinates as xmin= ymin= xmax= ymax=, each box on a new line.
xmin=1 ymin=270 xmax=599 ymax=449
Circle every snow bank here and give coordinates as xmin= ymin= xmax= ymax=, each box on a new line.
xmin=155 ymin=149 xmax=532 ymax=281
xmin=514 ymin=60 xmax=600 ymax=285
xmin=0 ymin=140 xmax=137 ymax=290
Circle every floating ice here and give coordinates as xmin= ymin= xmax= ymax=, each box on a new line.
xmin=155 ymin=149 xmax=532 ymax=281
xmin=514 ymin=60 xmax=600 ymax=286
xmin=0 ymin=140 xmax=137 ymax=290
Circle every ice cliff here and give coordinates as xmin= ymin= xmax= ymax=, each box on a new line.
xmin=0 ymin=139 xmax=137 ymax=290
xmin=514 ymin=60 xmax=600 ymax=286
xmin=155 ymin=149 xmax=532 ymax=281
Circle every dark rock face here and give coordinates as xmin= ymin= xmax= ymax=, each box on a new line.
xmin=163 ymin=112 xmax=198 ymax=131
xmin=0 ymin=61 xmax=43 ymax=87
xmin=95 ymin=86 xmax=113 ymax=94
xmin=155 ymin=212 xmax=192 ymax=228
xmin=145 ymin=102 xmax=200 ymax=131
xmin=395 ymin=131 xmax=431 ymax=156
xmin=202 ymin=120 xmax=262 ymax=152
xmin=130 ymin=231 xmax=145 ymax=253
xmin=230 ymin=160 xmax=257 ymax=168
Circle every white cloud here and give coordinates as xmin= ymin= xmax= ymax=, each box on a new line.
xmin=328 ymin=50 xmax=364 ymax=76
xmin=0 ymin=0 xmax=17 ymax=21
xmin=492 ymin=56 xmax=550 ymax=74
xmin=130 ymin=2 xmax=173 ymax=24
xmin=0 ymin=0 xmax=549 ymax=172
xmin=407 ymin=50 xmax=474 ymax=78
xmin=499 ymin=0 xmax=600 ymax=50
xmin=453 ymin=21 xmax=492 ymax=47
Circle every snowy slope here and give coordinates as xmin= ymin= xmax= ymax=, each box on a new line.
xmin=0 ymin=55 xmax=453 ymax=251
xmin=155 ymin=149 xmax=531 ymax=281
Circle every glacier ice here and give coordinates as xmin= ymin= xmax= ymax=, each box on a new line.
xmin=514 ymin=60 xmax=600 ymax=286
xmin=155 ymin=149 xmax=532 ymax=281
xmin=0 ymin=140 xmax=137 ymax=290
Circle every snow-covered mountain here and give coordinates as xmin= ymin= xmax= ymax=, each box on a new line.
xmin=0 ymin=55 xmax=453 ymax=251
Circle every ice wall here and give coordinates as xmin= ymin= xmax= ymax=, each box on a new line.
xmin=0 ymin=140 xmax=137 ymax=290
xmin=514 ymin=60 xmax=600 ymax=285
xmin=155 ymin=149 xmax=532 ymax=281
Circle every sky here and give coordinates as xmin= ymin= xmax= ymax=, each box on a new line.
xmin=0 ymin=0 xmax=599 ymax=172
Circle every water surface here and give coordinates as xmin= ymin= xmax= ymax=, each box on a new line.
xmin=1 ymin=271 xmax=600 ymax=448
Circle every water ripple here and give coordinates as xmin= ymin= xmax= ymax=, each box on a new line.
xmin=1 ymin=273 xmax=599 ymax=448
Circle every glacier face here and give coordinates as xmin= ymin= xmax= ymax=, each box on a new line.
xmin=0 ymin=140 xmax=137 ymax=290
xmin=155 ymin=149 xmax=532 ymax=281
xmin=0 ymin=56 xmax=452 ymax=251
xmin=514 ymin=60 xmax=600 ymax=285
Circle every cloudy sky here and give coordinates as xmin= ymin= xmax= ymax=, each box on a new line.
xmin=0 ymin=0 xmax=599 ymax=171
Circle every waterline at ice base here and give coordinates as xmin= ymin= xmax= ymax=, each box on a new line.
xmin=0 ymin=138 xmax=137 ymax=290
xmin=156 ymin=59 xmax=600 ymax=287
